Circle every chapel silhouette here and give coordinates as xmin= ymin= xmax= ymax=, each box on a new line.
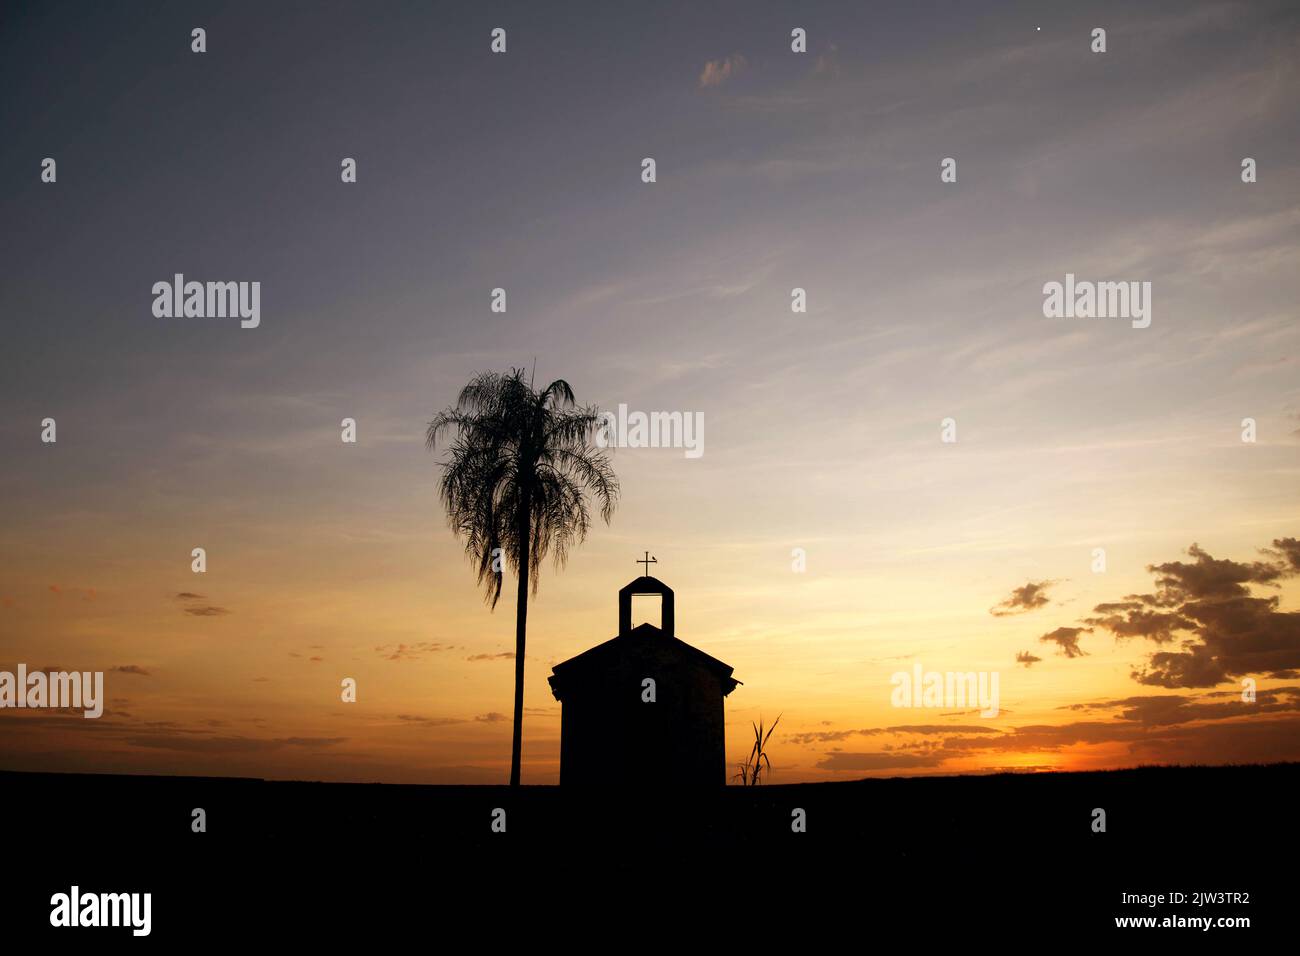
xmin=548 ymin=568 xmax=739 ymax=786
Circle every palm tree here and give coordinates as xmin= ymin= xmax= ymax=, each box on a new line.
xmin=427 ymin=368 xmax=618 ymax=786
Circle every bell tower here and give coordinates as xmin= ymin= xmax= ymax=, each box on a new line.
xmin=619 ymin=575 xmax=675 ymax=637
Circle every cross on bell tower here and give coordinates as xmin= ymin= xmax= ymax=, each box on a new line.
xmin=637 ymin=551 xmax=657 ymax=577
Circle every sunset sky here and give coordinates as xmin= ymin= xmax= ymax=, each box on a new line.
xmin=2 ymin=0 xmax=1299 ymax=784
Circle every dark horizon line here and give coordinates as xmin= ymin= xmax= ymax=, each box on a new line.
xmin=3 ymin=759 xmax=1295 ymax=789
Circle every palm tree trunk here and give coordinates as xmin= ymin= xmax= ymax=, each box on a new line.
xmin=509 ymin=511 xmax=530 ymax=786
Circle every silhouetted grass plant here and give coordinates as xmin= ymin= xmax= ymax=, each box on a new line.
xmin=735 ymin=713 xmax=781 ymax=785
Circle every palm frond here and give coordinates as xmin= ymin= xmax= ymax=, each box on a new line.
xmin=428 ymin=370 xmax=620 ymax=606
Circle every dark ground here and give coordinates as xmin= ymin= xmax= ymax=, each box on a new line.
xmin=1 ymin=763 xmax=1291 ymax=942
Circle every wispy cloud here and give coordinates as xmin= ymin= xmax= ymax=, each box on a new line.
xmin=184 ymin=605 xmax=230 ymax=617
xmin=174 ymin=592 xmax=230 ymax=617
xmin=698 ymin=53 xmax=747 ymax=88
xmin=1039 ymin=626 xmax=1091 ymax=659
xmin=375 ymin=642 xmax=452 ymax=661
xmin=991 ymin=580 xmax=1058 ymax=616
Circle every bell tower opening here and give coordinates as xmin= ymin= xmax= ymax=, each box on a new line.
xmin=618 ymin=571 xmax=675 ymax=637
xmin=631 ymin=593 xmax=663 ymax=631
